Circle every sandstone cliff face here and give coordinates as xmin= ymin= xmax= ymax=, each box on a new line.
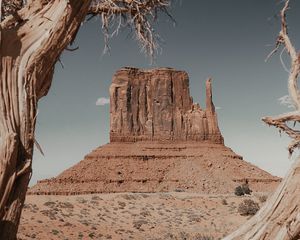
xmin=28 ymin=67 xmax=281 ymax=196
xmin=110 ymin=67 xmax=224 ymax=144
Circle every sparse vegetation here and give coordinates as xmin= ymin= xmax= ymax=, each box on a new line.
xmin=234 ymin=183 xmax=252 ymax=196
xmin=238 ymin=199 xmax=260 ymax=216
xmin=258 ymin=195 xmax=268 ymax=203
xmin=58 ymin=202 xmax=74 ymax=209
xmin=133 ymin=219 xmax=148 ymax=230
xmin=51 ymin=229 xmax=59 ymax=235
xmin=194 ymin=234 xmax=215 ymax=240
xmin=91 ymin=195 xmax=102 ymax=201
xmin=44 ymin=201 xmax=56 ymax=208
xmin=234 ymin=186 xmax=244 ymax=196
xmin=19 ymin=192 xmax=267 ymax=239
xmin=175 ymin=188 xmax=185 ymax=192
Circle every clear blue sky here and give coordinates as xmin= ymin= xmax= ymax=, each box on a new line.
xmin=31 ymin=0 xmax=300 ymax=185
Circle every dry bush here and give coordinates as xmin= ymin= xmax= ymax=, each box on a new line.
xmin=91 ymin=195 xmax=102 ymax=201
xmin=234 ymin=183 xmax=252 ymax=196
xmin=234 ymin=186 xmax=244 ymax=196
xmin=43 ymin=201 xmax=56 ymax=208
xmin=194 ymin=234 xmax=215 ymax=240
xmin=57 ymin=201 xmax=74 ymax=209
xmin=133 ymin=219 xmax=148 ymax=230
xmin=76 ymin=197 xmax=88 ymax=204
xmin=238 ymin=199 xmax=260 ymax=216
xmin=51 ymin=229 xmax=59 ymax=235
xmin=258 ymin=195 xmax=268 ymax=203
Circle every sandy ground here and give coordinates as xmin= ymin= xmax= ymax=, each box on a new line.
xmin=18 ymin=192 xmax=269 ymax=240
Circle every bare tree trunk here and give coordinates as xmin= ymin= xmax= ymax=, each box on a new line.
xmin=0 ymin=0 xmax=171 ymax=237
xmin=224 ymin=1 xmax=300 ymax=239
xmin=224 ymin=156 xmax=300 ymax=240
xmin=0 ymin=0 xmax=91 ymax=238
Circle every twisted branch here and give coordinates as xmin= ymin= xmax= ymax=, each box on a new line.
xmin=0 ymin=0 xmax=171 ymax=59
xmin=263 ymin=0 xmax=300 ymax=156
xmin=1 ymin=0 xmax=23 ymax=21
xmin=88 ymin=0 xmax=171 ymax=58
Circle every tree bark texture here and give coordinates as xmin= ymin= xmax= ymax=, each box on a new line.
xmin=0 ymin=0 xmax=91 ymax=238
xmin=224 ymin=1 xmax=300 ymax=239
xmin=224 ymin=156 xmax=300 ymax=239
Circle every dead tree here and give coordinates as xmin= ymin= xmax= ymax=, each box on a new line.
xmin=224 ymin=1 xmax=300 ymax=239
xmin=0 ymin=0 xmax=170 ymax=238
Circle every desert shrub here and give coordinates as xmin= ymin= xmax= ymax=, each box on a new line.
xmin=234 ymin=183 xmax=252 ymax=196
xmin=44 ymin=201 xmax=56 ymax=208
xmin=118 ymin=201 xmax=126 ymax=208
xmin=141 ymin=193 xmax=150 ymax=198
xmin=178 ymin=232 xmax=189 ymax=239
xmin=234 ymin=186 xmax=244 ymax=196
xmin=88 ymin=232 xmax=95 ymax=238
xmin=91 ymin=195 xmax=101 ymax=201
xmin=241 ymin=183 xmax=252 ymax=195
xmin=258 ymin=195 xmax=268 ymax=203
xmin=51 ymin=229 xmax=59 ymax=235
xmin=122 ymin=194 xmax=137 ymax=201
xmin=133 ymin=220 xmax=148 ymax=230
xmin=238 ymin=199 xmax=260 ymax=216
xmin=58 ymin=201 xmax=74 ymax=209
xmin=76 ymin=197 xmax=88 ymax=204
xmin=78 ymin=232 xmax=84 ymax=239
xmin=175 ymin=188 xmax=185 ymax=192
xmin=193 ymin=234 xmax=214 ymax=240
xmin=41 ymin=209 xmax=57 ymax=220
xmin=221 ymin=199 xmax=228 ymax=205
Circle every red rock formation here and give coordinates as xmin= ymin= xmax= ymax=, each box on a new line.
xmin=109 ymin=67 xmax=223 ymax=143
xmin=28 ymin=142 xmax=280 ymax=195
xmin=29 ymin=67 xmax=280 ymax=195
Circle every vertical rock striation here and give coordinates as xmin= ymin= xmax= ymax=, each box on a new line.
xmin=28 ymin=67 xmax=281 ymax=195
xmin=110 ymin=67 xmax=224 ymax=144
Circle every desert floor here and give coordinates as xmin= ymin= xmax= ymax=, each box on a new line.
xmin=18 ymin=192 xmax=268 ymax=240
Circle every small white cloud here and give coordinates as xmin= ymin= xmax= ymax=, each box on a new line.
xmin=96 ymin=97 xmax=110 ymax=106
xmin=215 ymin=106 xmax=222 ymax=110
xmin=278 ymin=95 xmax=294 ymax=109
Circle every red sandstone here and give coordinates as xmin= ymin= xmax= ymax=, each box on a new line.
xmin=29 ymin=68 xmax=280 ymax=195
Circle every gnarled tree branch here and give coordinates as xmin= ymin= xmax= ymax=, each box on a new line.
xmin=0 ymin=0 xmax=172 ymax=238
xmin=263 ymin=0 xmax=300 ymax=156
xmin=1 ymin=0 xmax=23 ymax=21
xmin=225 ymin=1 xmax=300 ymax=239
xmin=88 ymin=0 xmax=171 ymax=58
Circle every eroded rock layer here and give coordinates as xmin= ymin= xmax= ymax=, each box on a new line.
xmin=29 ymin=142 xmax=280 ymax=195
xmin=29 ymin=67 xmax=280 ymax=195
xmin=110 ymin=68 xmax=224 ymax=144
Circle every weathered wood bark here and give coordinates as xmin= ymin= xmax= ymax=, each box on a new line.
xmin=224 ymin=1 xmax=300 ymax=239
xmin=0 ymin=0 xmax=91 ymax=238
xmin=224 ymin=156 xmax=300 ymax=240
xmin=0 ymin=0 xmax=171 ymax=238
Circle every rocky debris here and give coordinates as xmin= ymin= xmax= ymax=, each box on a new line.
xmin=110 ymin=67 xmax=223 ymax=144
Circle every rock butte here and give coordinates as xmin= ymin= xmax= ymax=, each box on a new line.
xmin=29 ymin=67 xmax=280 ymax=195
xmin=110 ymin=67 xmax=223 ymax=143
